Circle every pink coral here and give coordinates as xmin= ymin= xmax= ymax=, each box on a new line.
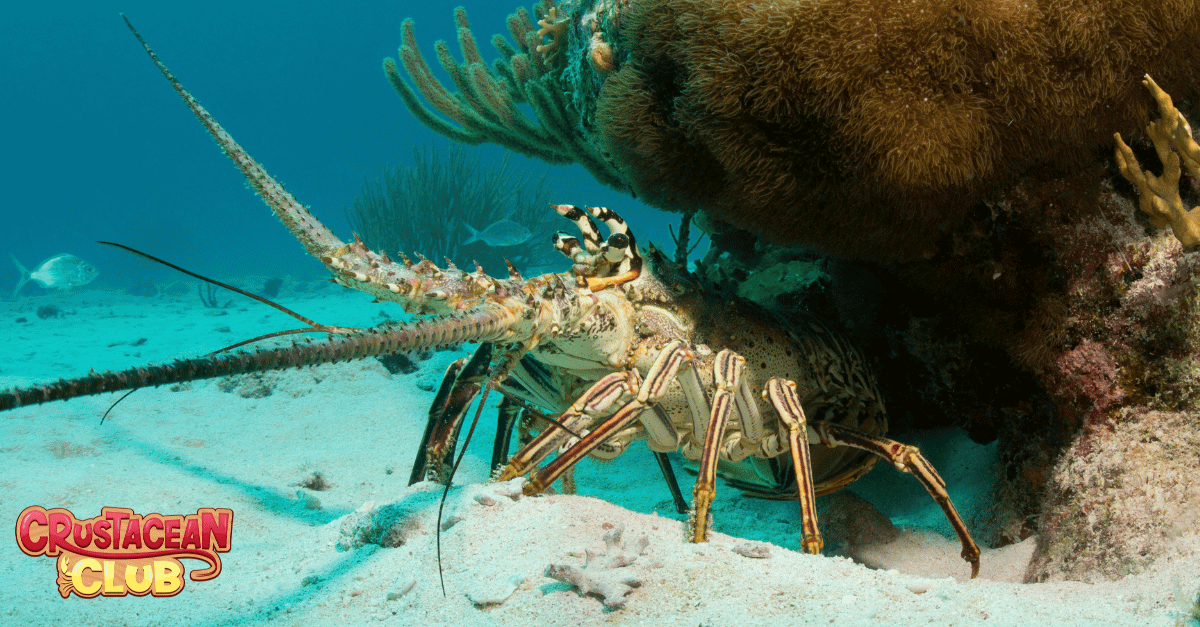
xmin=1052 ymin=341 xmax=1124 ymax=421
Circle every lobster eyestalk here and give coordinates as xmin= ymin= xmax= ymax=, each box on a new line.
xmin=0 ymin=303 xmax=524 ymax=412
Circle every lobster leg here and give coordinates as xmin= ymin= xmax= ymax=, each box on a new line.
xmin=689 ymin=350 xmax=744 ymax=543
xmin=493 ymin=370 xmax=688 ymax=511
xmin=517 ymin=342 xmax=691 ymax=495
xmin=409 ymin=356 xmax=468 ymax=485
xmin=490 ymin=397 xmax=523 ymax=475
xmin=812 ymin=421 xmax=982 ymax=578
xmin=653 ymin=449 xmax=690 ymax=514
xmin=494 ymin=371 xmax=641 ymax=482
xmin=763 ymin=379 xmax=824 ymax=555
xmin=412 ymin=344 xmax=495 ymax=484
xmin=504 ymin=344 xmax=767 ymax=538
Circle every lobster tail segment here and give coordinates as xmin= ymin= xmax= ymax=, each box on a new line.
xmin=0 ymin=303 xmax=523 ymax=413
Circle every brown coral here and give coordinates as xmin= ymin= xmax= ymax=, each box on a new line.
xmin=594 ymin=0 xmax=1200 ymax=261
xmin=535 ymin=6 xmax=569 ymax=60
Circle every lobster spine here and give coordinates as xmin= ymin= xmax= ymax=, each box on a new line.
xmin=0 ymin=304 xmax=521 ymax=412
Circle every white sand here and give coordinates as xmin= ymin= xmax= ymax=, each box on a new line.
xmin=2 ymin=283 xmax=1198 ymax=625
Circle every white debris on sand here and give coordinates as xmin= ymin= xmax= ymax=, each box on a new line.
xmin=545 ymin=522 xmax=651 ymax=609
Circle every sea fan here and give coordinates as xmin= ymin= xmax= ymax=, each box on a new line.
xmin=345 ymin=143 xmax=560 ymax=275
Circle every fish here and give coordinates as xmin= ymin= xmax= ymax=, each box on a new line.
xmin=11 ymin=253 xmax=99 ymax=296
xmin=462 ymin=219 xmax=533 ymax=247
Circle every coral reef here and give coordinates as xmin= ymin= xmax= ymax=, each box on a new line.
xmin=345 ymin=143 xmax=559 ymax=274
xmin=259 ymin=277 xmax=283 ymax=298
xmin=375 ymin=347 xmax=434 ymax=375
xmin=394 ymin=0 xmax=1200 ymax=263
xmin=292 ymin=471 xmax=334 ymax=492
xmin=337 ymin=500 xmax=427 ymax=550
xmin=385 ymin=3 xmax=625 ymax=190
xmin=35 ymin=304 xmax=62 ymax=319
xmin=198 ymin=283 xmax=231 ymax=309
xmin=216 ymin=372 xmax=278 ymax=399
xmin=662 ymin=73 xmax=1200 ymax=583
xmin=1115 ymin=75 xmax=1200 ymax=248
xmin=698 ymin=168 xmax=1200 ymax=579
xmin=696 ymin=148 xmax=1200 ymax=570
xmin=1028 ymin=409 xmax=1200 ymax=582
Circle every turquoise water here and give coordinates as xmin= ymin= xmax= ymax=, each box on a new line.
xmin=5 ymin=3 xmax=1193 ymax=625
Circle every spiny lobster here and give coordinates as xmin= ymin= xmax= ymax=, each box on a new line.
xmin=0 ymin=18 xmax=980 ymax=578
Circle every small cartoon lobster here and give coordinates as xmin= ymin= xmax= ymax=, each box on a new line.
xmin=0 ymin=18 xmax=980 ymax=578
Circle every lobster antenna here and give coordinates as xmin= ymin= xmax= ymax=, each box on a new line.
xmin=100 ymin=241 xmax=321 ymax=325
xmin=97 ymin=241 xmax=366 ymax=353
xmin=434 ymin=383 xmax=494 ymax=597
xmin=100 ymin=389 xmax=139 ymax=425
xmin=93 ymin=241 xmax=368 ymax=422
xmin=432 ymin=344 xmax=530 ymax=596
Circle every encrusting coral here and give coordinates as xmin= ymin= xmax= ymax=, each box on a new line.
xmin=1029 ymin=409 xmax=1200 ymax=583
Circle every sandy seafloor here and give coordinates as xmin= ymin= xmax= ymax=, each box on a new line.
xmin=2 ymin=280 xmax=1199 ymax=626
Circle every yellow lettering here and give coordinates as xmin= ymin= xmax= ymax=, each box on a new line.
xmin=124 ymin=564 xmax=153 ymax=594
xmin=102 ymin=560 xmax=126 ymax=594
xmin=153 ymin=560 xmax=182 ymax=595
xmin=99 ymin=559 xmax=126 ymax=593
xmin=70 ymin=558 xmax=102 ymax=596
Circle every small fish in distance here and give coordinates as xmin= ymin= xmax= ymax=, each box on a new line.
xmin=463 ymin=219 xmax=532 ymax=247
xmin=11 ymin=253 xmax=99 ymax=296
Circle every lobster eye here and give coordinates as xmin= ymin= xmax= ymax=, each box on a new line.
xmin=607 ymin=233 xmax=629 ymax=249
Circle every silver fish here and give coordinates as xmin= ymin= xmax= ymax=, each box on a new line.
xmin=462 ymin=219 xmax=532 ymax=247
xmin=11 ymin=253 xmax=99 ymax=296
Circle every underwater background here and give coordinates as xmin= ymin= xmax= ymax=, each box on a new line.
xmin=4 ymin=1 xmax=1200 ymax=625
xmin=2 ymin=0 xmax=674 ymax=291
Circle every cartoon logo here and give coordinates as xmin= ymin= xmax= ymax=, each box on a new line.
xmin=15 ymin=506 xmax=233 ymax=598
